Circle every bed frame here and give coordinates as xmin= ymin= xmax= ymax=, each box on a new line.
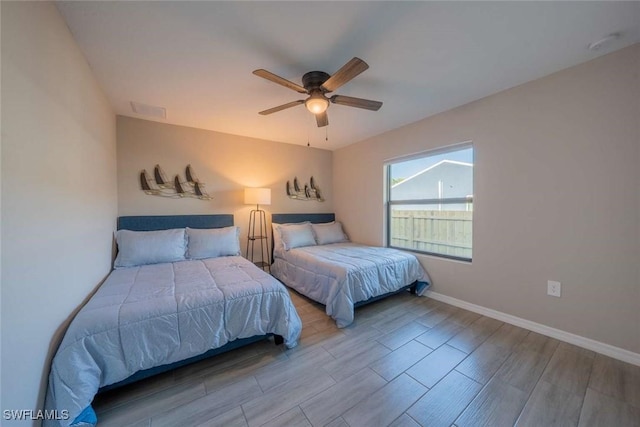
xmin=270 ymin=213 xmax=417 ymax=310
xmin=100 ymin=214 xmax=283 ymax=393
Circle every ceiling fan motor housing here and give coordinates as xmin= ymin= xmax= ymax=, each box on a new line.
xmin=302 ymin=71 xmax=331 ymax=92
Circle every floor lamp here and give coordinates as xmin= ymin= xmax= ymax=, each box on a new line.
xmin=244 ymin=188 xmax=271 ymax=271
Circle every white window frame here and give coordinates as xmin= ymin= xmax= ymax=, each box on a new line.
xmin=385 ymin=143 xmax=473 ymax=262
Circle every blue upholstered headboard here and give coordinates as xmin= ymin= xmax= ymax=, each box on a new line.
xmin=117 ymin=214 xmax=234 ymax=231
xmin=271 ymin=213 xmax=335 ymax=225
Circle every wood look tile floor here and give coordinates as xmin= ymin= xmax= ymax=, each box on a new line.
xmin=93 ymin=291 xmax=640 ymax=427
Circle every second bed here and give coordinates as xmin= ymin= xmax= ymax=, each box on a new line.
xmin=271 ymin=213 xmax=430 ymax=328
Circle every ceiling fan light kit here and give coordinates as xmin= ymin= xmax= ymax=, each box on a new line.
xmin=305 ymin=91 xmax=329 ymax=114
xmin=253 ymin=57 xmax=382 ymax=128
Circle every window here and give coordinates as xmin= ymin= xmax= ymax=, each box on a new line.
xmin=386 ymin=144 xmax=473 ymax=261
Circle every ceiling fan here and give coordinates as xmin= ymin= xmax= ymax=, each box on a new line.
xmin=253 ymin=57 xmax=382 ymax=127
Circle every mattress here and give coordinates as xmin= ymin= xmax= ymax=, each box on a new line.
xmin=271 ymin=243 xmax=430 ymax=328
xmin=44 ymin=256 xmax=302 ymax=427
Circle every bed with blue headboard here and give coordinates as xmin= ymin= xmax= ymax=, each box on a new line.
xmin=44 ymin=215 xmax=302 ymax=427
xmin=271 ymin=213 xmax=430 ymax=328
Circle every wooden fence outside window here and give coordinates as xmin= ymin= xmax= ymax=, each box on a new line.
xmin=390 ymin=209 xmax=472 ymax=259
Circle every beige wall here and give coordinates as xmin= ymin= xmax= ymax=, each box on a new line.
xmin=1 ymin=2 xmax=117 ymax=423
xmin=334 ymin=44 xmax=640 ymax=354
xmin=117 ymin=116 xmax=333 ymax=256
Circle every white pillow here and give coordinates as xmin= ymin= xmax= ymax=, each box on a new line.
xmin=272 ymin=223 xmax=286 ymax=259
xmin=279 ymin=222 xmax=317 ymax=251
xmin=186 ymin=226 xmax=241 ymax=259
xmin=115 ymin=228 xmax=186 ymax=268
xmin=312 ymin=221 xmax=349 ymax=245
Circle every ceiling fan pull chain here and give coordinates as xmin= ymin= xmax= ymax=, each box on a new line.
xmin=325 ymin=126 xmax=328 ymax=142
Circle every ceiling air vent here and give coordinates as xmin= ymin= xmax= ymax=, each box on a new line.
xmin=130 ymin=101 xmax=166 ymax=119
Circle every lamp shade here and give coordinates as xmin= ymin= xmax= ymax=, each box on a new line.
xmin=244 ymin=188 xmax=271 ymax=206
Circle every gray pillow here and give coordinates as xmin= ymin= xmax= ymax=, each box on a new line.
xmin=280 ymin=222 xmax=317 ymax=251
xmin=186 ymin=226 xmax=241 ymax=259
xmin=312 ymin=221 xmax=349 ymax=245
xmin=114 ymin=228 xmax=186 ymax=268
xmin=272 ymin=221 xmax=309 ymax=258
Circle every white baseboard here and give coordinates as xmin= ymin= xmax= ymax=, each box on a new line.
xmin=425 ymin=290 xmax=640 ymax=367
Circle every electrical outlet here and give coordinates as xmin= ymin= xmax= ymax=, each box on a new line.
xmin=547 ymin=280 xmax=561 ymax=297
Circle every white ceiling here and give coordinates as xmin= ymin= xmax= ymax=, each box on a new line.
xmin=56 ymin=1 xmax=639 ymax=150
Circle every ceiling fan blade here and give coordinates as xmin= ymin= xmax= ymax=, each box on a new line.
xmin=258 ymin=100 xmax=304 ymax=115
xmin=320 ymin=57 xmax=369 ymax=93
xmin=315 ymin=111 xmax=329 ymax=127
xmin=330 ymin=95 xmax=382 ymax=111
xmin=253 ymin=69 xmax=307 ymax=94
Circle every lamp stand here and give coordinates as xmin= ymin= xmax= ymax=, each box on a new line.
xmin=246 ymin=204 xmax=270 ymax=272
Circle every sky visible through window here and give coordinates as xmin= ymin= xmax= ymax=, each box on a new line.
xmin=391 ymin=146 xmax=473 ymax=181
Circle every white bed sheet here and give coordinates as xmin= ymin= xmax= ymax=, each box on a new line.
xmin=44 ymin=256 xmax=301 ymax=427
xmin=271 ymin=243 xmax=430 ymax=328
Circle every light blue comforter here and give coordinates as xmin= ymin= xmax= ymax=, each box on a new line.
xmin=271 ymin=243 xmax=430 ymax=328
xmin=44 ymin=256 xmax=301 ymax=426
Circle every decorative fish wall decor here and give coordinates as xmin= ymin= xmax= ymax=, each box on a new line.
xmin=286 ymin=176 xmax=324 ymax=201
xmin=139 ymin=164 xmax=211 ymax=200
